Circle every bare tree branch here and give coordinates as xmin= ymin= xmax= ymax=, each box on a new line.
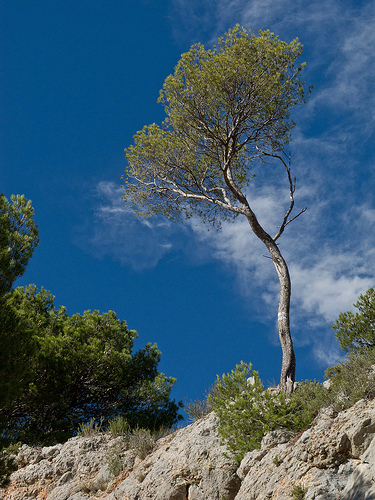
xmin=256 ymin=147 xmax=307 ymax=241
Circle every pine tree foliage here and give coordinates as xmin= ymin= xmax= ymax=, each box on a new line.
xmin=333 ymin=288 xmax=375 ymax=352
xmin=0 ymin=285 xmax=182 ymax=445
xmin=0 ymin=194 xmax=39 ymax=296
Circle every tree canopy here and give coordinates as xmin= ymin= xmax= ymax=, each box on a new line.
xmin=0 ymin=194 xmax=39 ymax=426
xmin=123 ymin=26 xmax=310 ymax=391
xmin=333 ymin=288 xmax=375 ymax=353
xmin=0 ymin=195 xmax=182 ymax=447
xmin=0 ymin=194 xmax=39 ymax=296
xmin=124 ymin=27 xmax=308 ymax=223
xmin=0 ymin=284 xmax=182 ymax=445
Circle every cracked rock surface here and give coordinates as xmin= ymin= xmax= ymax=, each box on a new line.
xmin=2 ymin=399 xmax=375 ymax=499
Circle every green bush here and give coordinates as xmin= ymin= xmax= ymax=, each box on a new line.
xmin=186 ymin=348 xmax=375 ymax=466
xmin=324 ymin=347 xmax=375 ymax=411
xmin=291 ymin=380 xmax=332 ymax=417
xmin=106 ymin=439 xmax=126 ymax=477
xmin=209 ymin=362 xmax=312 ymax=463
xmin=107 ymin=416 xmax=131 ymax=438
xmin=77 ymin=417 xmax=104 ymax=437
xmin=0 ymin=449 xmax=18 ymax=488
xmin=129 ymin=427 xmax=155 ymax=459
xmin=290 ymin=483 xmax=307 ymax=499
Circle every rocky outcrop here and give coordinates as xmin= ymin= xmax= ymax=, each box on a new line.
xmin=2 ymin=398 xmax=375 ymax=499
xmin=236 ymin=399 xmax=375 ymax=499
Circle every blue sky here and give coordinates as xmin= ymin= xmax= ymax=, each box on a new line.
xmin=1 ymin=0 xmax=374 ymax=415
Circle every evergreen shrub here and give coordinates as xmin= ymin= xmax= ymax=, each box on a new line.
xmin=209 ymin=362 xmax=312 ymax=463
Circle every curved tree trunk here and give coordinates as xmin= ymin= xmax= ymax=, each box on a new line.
xmin=267 ymin=241 xmax=296 ymax=392
xmin=243 ymin=208 xmax=296 ymax=393
xmin=222 ymin=164 xmax=296 ymax=392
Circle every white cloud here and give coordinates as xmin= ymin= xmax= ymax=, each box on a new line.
xmin=73 ymin=181 xmax=176 ymax=270
xmin=308 ymin=3 xmax=375 ymax=128
xmin=84 ymin=0 xmax=375 ymax=369
xmin=86 ymin=163 xmax=374 ymax=362
xmin=312 ymin=338 xmax=344 ymax=368
xmin=83 ymin=176 xmax=375 ymax=367
xmin=186 ymin=182 xmax=375 ymax=362
xmin=290 ymin=262 xmax=373 ymax=324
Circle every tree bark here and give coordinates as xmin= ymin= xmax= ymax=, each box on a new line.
xmin=268 ymin=242 xmax=296 ymax=392
xmin=243 ymin=207 xmax=296 ymax=393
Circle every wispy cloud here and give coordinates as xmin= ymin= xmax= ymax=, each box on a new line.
xmin=73 ymin=181 xmax=176 ymax=270
xmin=307 ymin=2 xmax=375 ymax=134
xmin=83 ymin=0 xmax=374 ymax=367
xmin=82 ymin=175 xmax=375 ymax=365
xmin=186 ymin=180 xmax=375 ymax=363
xmin=170 ymin=0 xmax=348 ymax=45
xmin=191 ymin=190 xmax=375 ymax=315
xmin=171 ymin=0 xmax=375 ymax=128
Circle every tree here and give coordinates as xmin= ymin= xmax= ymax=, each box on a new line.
xmin=0 ymin=285 xmax=182 ymax=445
xmin=0 ymin=193 xmax=39 ymax=484
xmin=0 ymin=193 xmax=39 ymax=433
xmin=333 ymin=288 xmax=375 ymax=352
xmin=122 ymin=26 xmax=310 ymax=391
xmin=0 ymin=194 xmax=39 ymax=296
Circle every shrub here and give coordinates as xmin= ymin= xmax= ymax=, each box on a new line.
xmin=291 ymin=380 xmax=332 ymax=417
xmin=290 ymin=483 xmax=307 ymax=499
xmin=107 ymin=416 xmax=131 ymax=438
xmin=0 ymin=449 xmax=18 ymax=488
xmin=77 ymin=417 xmax=104 ymax=437
xmin=209 ymin=362 xmax=312 ymax=463
xmin=184 ymin=398 xmax=211 ymax=422
xmin=129 ymin=427 xmax=155 ymax=460
xmin=324 ymin=347 xmax=375 ymax=410
xmin=291 ymin=348 xmax=375 ymax=423
xmin=184 ymin=383 xmax=220 ymax=422
xmin=106 ymin=440 xmax=126 ymax=477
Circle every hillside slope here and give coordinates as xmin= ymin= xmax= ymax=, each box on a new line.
xmin=2 ymin=398 xmax=375 ymax=499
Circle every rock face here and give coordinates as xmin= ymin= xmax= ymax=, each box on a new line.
xmin=2 ymin=399 xmax=375 ymax=499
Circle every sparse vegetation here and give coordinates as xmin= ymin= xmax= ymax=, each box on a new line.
xmin=0 ymin=449 xmax=18 ymax=488
xmin=78 ymin=417 xmax=104 ymax=437
xmin=184 ymin=397 xmax=212 ymax=422
xmin=106 ymin=439 xmax=126 ymax=477
xmin=324 ymin=347 xmax=375 ymax=410
xmin=78 ymin=416 xmax=174 ymax=466
xmin=129 ymin=427 xmax=155 ymax=460
xmin=107 ymin=415 xmax=131 ymax=437
xmin=184 ymin=383 xmax=220 ymax=422
xmin=290 ymin=483 xmax=307 ymax=499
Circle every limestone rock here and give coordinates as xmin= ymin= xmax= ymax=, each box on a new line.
xmin=2 ymin=399 xmax=375 ymax=499
xmin=107 ymin=412 xmax=240 ymax=500
xmin=236 ymin=398 xmax=375 ymax=500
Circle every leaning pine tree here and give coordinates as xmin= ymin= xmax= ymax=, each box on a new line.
xmin=122 ymin=26 xmax=311 ymax=392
